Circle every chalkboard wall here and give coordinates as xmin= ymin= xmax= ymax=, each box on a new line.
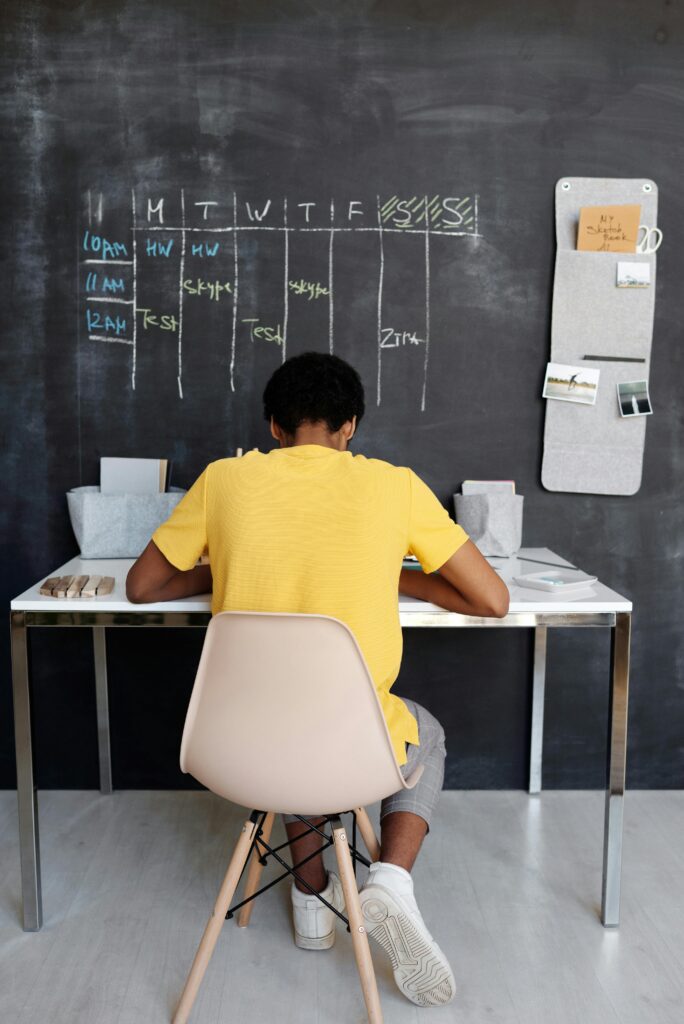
xmin=2 ymin=0 xmax=683 ymax=790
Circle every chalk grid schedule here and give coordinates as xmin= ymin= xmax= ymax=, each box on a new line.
xmin=80 ymin=190 xmax=480 ymax=411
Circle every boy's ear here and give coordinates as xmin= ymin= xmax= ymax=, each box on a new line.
xmin=270 ymin=416 xmax=283 ymax=441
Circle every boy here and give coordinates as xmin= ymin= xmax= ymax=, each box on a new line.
xmin=127 ymin=352 xmax=508 ymax=1006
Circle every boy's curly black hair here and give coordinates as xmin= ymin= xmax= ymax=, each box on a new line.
xmin=263 ymin=352 xmax=365 ymax=436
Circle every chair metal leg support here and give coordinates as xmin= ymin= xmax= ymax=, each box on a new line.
xmin=93 ymin=627 xmax=113 ymax=794
xmin=173 ymin=815 xmax=259 ymax=1024
xmin=10 ymin=612 xmax=42 ymax=931
xmin=354 ymin=807 xmax=381 ymax=862
xmin=601 ymin=612 xmax=631 ymax=927
xmin=528 ymin=625 xmax=547 ymax=794
xmin=332 ymin=816 xmax=383 ymax=1024
xmin=237 ymin=811 xmax=275 ymax=927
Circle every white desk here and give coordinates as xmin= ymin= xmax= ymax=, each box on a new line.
xmin=10 ymin=548 xmax=632 ymax=931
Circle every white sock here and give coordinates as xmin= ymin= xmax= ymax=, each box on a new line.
xmin=365 ymin=861 xmax=414 ymax=898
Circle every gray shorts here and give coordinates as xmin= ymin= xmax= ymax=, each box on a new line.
xmin=282 ymin=698 xmax=446 ymax=831
xmin=380 ymin=698 xmax=446 ymax=830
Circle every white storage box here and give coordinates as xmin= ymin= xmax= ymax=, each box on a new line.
xmin=454 ymin=493 xmax=524 ymax=557
xmin=67 ymin=485 xmax=186 ymax=558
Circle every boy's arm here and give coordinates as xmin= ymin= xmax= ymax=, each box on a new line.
xmin=126 ymin=540 xmax=212 ymax=604
xmin=399 ymin=540 xmax=509 ymax=618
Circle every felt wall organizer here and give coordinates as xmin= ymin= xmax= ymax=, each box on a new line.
xmin=541 ymin=177 xmax=658 ymax=495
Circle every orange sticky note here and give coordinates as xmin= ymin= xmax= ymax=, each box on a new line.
xmin=576 ymin=204 xmax=641 ymax=253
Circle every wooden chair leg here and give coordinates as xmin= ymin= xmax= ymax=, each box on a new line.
xmin=173 ymin=816 xmax=259 ymax=1024
xmin=354 ymin=807 xmax=381 ymax=862
xmin=332 ymin=817 xmax=383 ymax=1024
xmin=237 ymin=811 xmax=275 ymax=927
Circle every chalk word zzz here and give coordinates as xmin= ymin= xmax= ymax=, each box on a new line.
xmin=380 ymin=328 xmax=426 ymax=349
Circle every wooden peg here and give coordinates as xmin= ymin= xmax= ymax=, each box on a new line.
xmin=67 ymin=575 xmax=89 ymax=598
xmin=39 ymin=577 xmax=60 ymax=596
xmin=81 ymin=575 xmax=102 ymax=598
xmin=55 ymin=575 xmax=75 ymax=598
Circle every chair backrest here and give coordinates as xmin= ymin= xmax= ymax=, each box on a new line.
xmin=180 ymin=611 xmax=409 ymax=815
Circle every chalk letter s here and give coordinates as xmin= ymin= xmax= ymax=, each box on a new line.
xmin=393 ymin=201 xmax=412 ymax=226
xmin=442 ymin=198 xmax=464 ymax=227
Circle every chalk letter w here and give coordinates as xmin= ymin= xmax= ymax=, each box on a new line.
xmin=245 ymin=200 xmax=272 ymax=223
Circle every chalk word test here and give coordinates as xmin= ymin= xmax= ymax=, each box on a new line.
xmin=81 ymin=191 xmax=480 ymax=410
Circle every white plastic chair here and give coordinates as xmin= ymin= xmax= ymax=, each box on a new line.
xmin=172 ymin=611 xmax=424 ymax=1024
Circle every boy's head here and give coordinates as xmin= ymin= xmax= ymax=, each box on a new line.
xmin=263 ymin=352 xmax=365 ymax=444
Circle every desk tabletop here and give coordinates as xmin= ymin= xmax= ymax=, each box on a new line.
xmin=11 ymin=548 xmax=631 ymax=615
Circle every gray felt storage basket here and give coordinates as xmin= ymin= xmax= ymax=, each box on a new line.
xmin=454 ymin=493 xmax=524 ymax=557
xmin=67 ymin=486 xmax=186 ymax=558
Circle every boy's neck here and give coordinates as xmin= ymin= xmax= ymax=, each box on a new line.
xmin=284 ymin=422 xmax=350 ymax=451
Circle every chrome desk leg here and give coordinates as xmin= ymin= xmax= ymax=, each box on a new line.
xmin=601 ymin=611 xmax=631 ymax=927
xmin=528 ymin=626 xmax=548 ymax=794
xmin=93 ymin=627 xmax=112 ymax=794
xmin=10 ymin=612 xmax=42 ymax=931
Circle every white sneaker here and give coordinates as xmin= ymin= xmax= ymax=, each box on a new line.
xmin=359 ymin=866 xmax=456 ymax=1007
xmin=291 ymin=871 xmax=346 ymax=950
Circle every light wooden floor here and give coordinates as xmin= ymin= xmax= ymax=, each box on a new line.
xmin=1 ymin=790 xmax=683 ymax=1023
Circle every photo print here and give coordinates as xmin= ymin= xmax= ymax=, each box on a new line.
xmin=542 ymin=362 xmax=600 ymax=406
xmin=617 ymin=261 xmax=651 ymax=288
xmin=617 ymin=380 xmax=653 ymax=417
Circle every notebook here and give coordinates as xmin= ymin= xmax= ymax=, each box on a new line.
xmin=100 ymin=457 xmax=169 ymax=495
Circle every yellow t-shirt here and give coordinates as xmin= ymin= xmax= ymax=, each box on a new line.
xmin=152 ymin=446 xmax=468 ymax=764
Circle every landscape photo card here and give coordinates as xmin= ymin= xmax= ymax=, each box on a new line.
xmin=542 ymin=362 xmax=600 ymax=406
xmin=576 ymin=204 xmax=641 ymax=253
xmin=616 ymin=261 xmax=651 ymax=288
